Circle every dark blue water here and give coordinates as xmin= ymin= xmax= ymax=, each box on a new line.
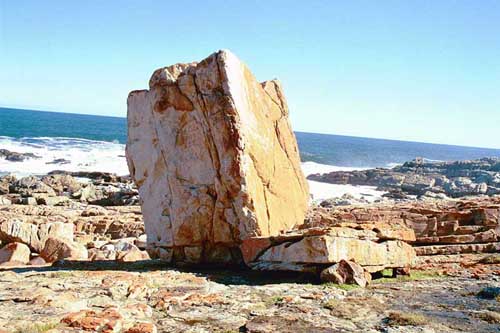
xmin=295 ymin=132 xmax=500 ymax=167
xmin=0 ymin=107 xmax=126 ymax=143
xmin=1 ymin=107 xmax=500 ymax=168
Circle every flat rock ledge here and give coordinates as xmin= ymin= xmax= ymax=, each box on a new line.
xmin=243 ymin=226 xmax=415 ymax=274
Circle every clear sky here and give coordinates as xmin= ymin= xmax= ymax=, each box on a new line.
xmin=1 ymin=1 xmax=499 ymax=148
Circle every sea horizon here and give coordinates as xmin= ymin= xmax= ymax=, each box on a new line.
xmin=1 ymin=106 xmax=500 ymax=151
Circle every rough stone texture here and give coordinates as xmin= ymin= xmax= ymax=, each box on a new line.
xmin=305 ymin=197 xmax=500 ymax=257
xmin=320 ymin=260 xmax=370 ymax=287
xmin=0 ymin=219 xmax=73 ymax=253
xmin=308 ymin=157 xmax=500 ymax=198
xmin=251 ymin=228 xmax=415 ymax=273
xmin=0 ymin=262 xmax=498 ymax=332
xmin=0 ymin=242 xmax=31 ymax=264
xmin=126 ymin=50 xmax=309 ymax=263
xmin=40 ymin=237 xmax=88 ymax=262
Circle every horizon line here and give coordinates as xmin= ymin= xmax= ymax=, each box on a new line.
xmin=1 ymin=105 xmax=499 ymax=151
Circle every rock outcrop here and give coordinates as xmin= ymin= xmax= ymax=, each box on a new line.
xmin=126 ymin=50 xmax=309 ymax=264
xmin=246 ymin=224 xmax=416 ymax=274
xmin=308 ymin=157 xmax=500 ymax=199
xmin=306 ymin=197 xmax=500 ymax=258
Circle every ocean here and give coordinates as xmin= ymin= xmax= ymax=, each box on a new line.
xmin=1 ymin=107 xmax=500 ymax=201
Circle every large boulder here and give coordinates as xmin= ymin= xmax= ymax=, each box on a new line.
xmin=126 ymin=50 xmax=309 ymax=264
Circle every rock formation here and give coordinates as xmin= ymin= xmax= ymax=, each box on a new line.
xmin=308 ymin=157 xmax=500 ymax=199
xmin=126 ymin=50 xmax=309 ymax=264
xmin=245 ymin=222 xmax=416 ymax=274
xmin=305 ymin=197 xmax=500 ymax=258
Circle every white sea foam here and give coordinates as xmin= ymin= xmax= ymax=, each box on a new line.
xmin=0 ymin=136 xmax=385 ymax=202
xmin=300 ymin=161 xmax=385 ymax=202
xmin=0 ymin=136 xmax=128 ymax=177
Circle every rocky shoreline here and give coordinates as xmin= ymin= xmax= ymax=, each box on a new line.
xmin=0 ymin=50 xmax=499 ymax=332
xmin=308 ymin=157 xmax=500 ymax=200
xmin=0 ymin=170 xmax=499 ymax=331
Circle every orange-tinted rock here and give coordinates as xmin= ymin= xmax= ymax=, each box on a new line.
xmin=251 ymin=228 xmax=415 ymax=273
xmin=126 ymin=50 xmax=309 ymax=263
xmin=0 ymin=242 xmax=30 ymax=264
xmin=124 ymin=322 xmax=157 ymax=333
xmin=320 ymin=260 xmax=370 ymax=287
xmin=239 ymin=237 xmax=272 ymax=265
xmin=117 ymin=249 xmax=150 ymax=262
xmin=61 ymin=308 xmax=123 ymax=332
xmin=40 ymin=237 xmax=88 ymax=262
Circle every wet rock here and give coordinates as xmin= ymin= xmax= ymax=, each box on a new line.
xmin=45 ymin=158 xmax=71 ymax=165
xmin=0 ymin=149 xmax=41 ymax=162
xmin=126 ymin=50 xmax=309 ymax=263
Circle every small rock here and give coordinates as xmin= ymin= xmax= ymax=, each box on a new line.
xmin=0 ymin=242 xmax=31 ymax=264
xmin=0 ymin=195 xmax=11 ymax=205
xmin=29 ymin=256 xmax=47 ymax=266
xmin=22 ymin=197 xmax=37 ymax=205
xmin=125 ymin=322 xmax=157 ymax=333
xmin=117 ymin=249 xmax=150 ymax=262
xmin=320 ymin=260 xmax=370 ymax=287
xmin=41 ymin=237 xmax=88 ymax=262
xmin=135 ymin=234 xmax=147 ymax=249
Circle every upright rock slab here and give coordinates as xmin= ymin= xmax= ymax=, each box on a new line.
xmin=126 ymin=50 xmax=309 ymax=264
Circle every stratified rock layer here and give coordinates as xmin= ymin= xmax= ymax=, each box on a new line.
xmin=246 ymin=226 xmax=416 ymax=273
xmin=126 ymin=50 xmax=309 ymax=263
xmin=305 ymin=197 xmax=500 ymax=257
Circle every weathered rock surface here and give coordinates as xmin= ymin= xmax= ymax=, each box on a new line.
xmin=306 ymin=196 xmax=500 ymax=257
xmin=0 ymin=173 xmax=139 ymax=207
xmin=0 ymin=219 xmax=73 ymax=253
xmin=308 ymin=157 xmax=500 ymax=198
xmin=320 ymin=259 xmax=372 ymax=287
xmin=0 ymin=262 xmax=498 ymax=332
xmin=0 ymin=242 xmax=30 ymax=264
xmin=248 ymin=226 xmax=415 ymax=273
xmin=126 ymin=50 xmax=309 ymax=263
xmin=40 ymin=236 xmax=88 ymax=262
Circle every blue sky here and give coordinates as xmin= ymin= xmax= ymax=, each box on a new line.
xmin=0 ymin=1 xmax=499 ymax=148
